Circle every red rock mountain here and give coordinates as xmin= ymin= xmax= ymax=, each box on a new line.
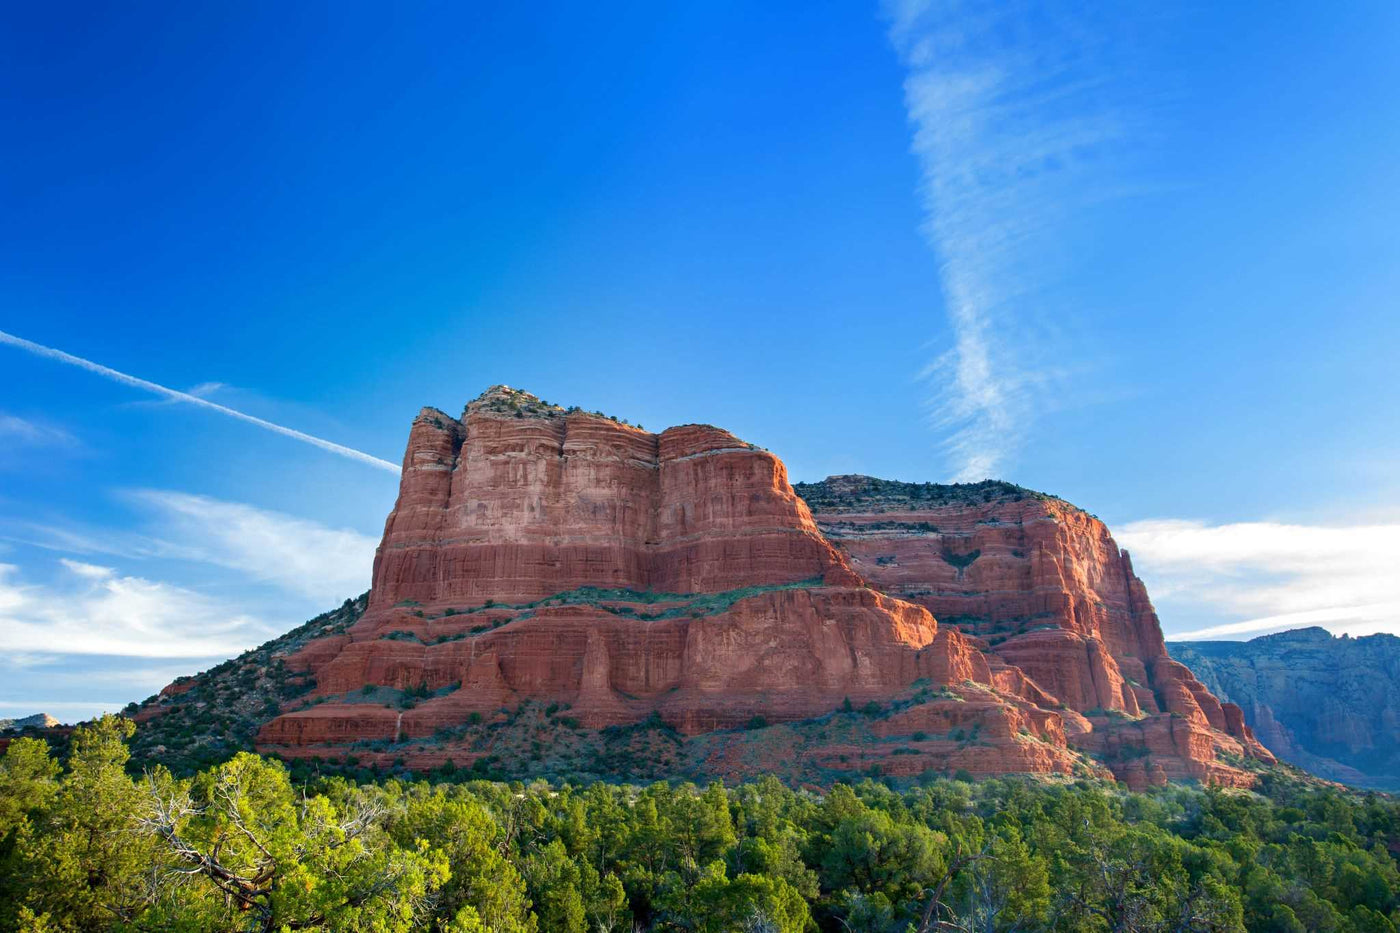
xmin=794 ymin=475 xmax=1273 ymax=787
xmin=254 ymin=387 xmax=1270 ymax=787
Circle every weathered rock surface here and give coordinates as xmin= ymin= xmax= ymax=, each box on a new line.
xmin=242 ymin=389 xmax=1268 ymax=787
xmin=1170 ymin=627 xmax=1400 ymax=789
xmin=370 ymin=390 xmax=858 ymax=610
xmin=261 ymin=390 xmax=1041 ymax=777
xmin=793 ymin=476 xmax=1273 ymax=787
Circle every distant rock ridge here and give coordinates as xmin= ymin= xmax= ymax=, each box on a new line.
xmin=1170 ymin=628 xmax=1400 ymax=789
xmin=225 ymin=387 xmax=1273 ymax=787
xmin=0 ymin=713 xmax=60 ymax=732
xmin=0 ymin=713 xmax=66 ymax=758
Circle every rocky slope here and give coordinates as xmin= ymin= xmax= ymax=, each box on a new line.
xmin=120 ymin=597 xmax=367 ymax=774
xmin=792 ymin=475 xmax=1273 ymax=788
xmin=225 ymin=387 xmax=1269 ymax=788
xmin=1170 ymin=628 xmax=1400 ymax=789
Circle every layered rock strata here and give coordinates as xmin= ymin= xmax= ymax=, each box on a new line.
xmin=254 ymin=388 xmax=1270 ymax=787
xmin=793 ymin=476 xmax=1273 ymax=787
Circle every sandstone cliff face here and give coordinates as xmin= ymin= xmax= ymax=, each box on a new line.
xmin=253 ymin=389 xmax=1269 ymax=787
xmin=261 ymin=389 xmax=1061 ymax=781
xmin=371 ymin=391 xmax=857 ymax=610
xmin=794 ymin=476 xmax=1273 ymax=787
xmin=1170 ymin=628 xmax=1400 ymax=789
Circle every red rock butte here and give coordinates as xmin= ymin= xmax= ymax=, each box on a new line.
xmin=256 ymin=386 xmax=1273 ymax=788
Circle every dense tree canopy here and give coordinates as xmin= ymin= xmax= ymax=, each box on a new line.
xmin=1 ymin=715 xmax=1398 ymax=931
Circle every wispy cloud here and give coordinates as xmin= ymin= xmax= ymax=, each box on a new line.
xmin=0 ymin=413 xmax=77 ymax=448
xmin=0 ymin=702 xmax=130 ymax=724
xmin=1116 ymin=518 xmax=1400 ymax=640
xmin=61 ymin=557 xmax=115 ymax=579
xmin=0 ymin=521 xmax=175 ymax=561
xmin=2 ymin=490 xmax=378 ymax=606
xmin=883 ymin=1 xmax=1142 ymax=480
xmin=0 ymin=329 xmax=401 ymax=474
xmin=0 ymin=652 xmax=215 ymax=722
xmin=0 ymin=560 xmax=275 ymax=658
xmin=125 ymin=490 xmax=377 ymax=604
xmin=0 ymin=652 xmax=209 ymax=687
xmin=0 ymin=488 xmax=376 ymax=715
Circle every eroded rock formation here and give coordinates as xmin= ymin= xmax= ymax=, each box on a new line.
xmin=793 ymin=475 xmax=1273 ymax=787
xmin=252 ymin=388 xmax=1271 ymax=787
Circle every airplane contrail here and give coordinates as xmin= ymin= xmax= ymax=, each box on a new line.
xmin=0 ymin=329 xmax=402 ymax=474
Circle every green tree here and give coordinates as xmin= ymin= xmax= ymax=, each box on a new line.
xmin=138 ymin=752 xmax=448 ymax=931
xmin=658 ymin=860 xmax=810 ymax=933
xmin=10 ymin=715 xmax=152 ymax=928
xmin=391 ymin=788 xmax=535 ymax=932
xmin=0 ymin=737 xmax=63 ymax=929
xmin=521 ymin=838 xmax=587 ymax=933
xmin=0 ymin=738 xmax=60 ymax=838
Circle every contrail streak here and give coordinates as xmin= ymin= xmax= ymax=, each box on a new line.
xmin=0 ymin=329 xmax=402 ymax=474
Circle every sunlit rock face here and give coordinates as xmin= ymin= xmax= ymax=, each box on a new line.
xmin=369 ymin=388 xmax=859 ymax=609
xmin=795 ymin=476 xmax=1273 ymax=787
xmin=253 ymin=388 xmax=1271 ymax=787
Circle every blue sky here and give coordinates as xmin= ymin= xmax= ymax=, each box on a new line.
xmin=3 ymin=2 xmax=1399 ymax=721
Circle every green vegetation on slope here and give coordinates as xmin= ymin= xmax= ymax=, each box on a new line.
xmin=119 ymin=595 xmax=367 ymax=775
xmin=258 ymin=682 xmax=1047 ymax=790
xmin=793 ymin=477 xmax=1064 ymax=513
xmin=3 ymin=715 xmax=1400 ymax=932
xmin=391 ymin=578 xmax=829 ymax=626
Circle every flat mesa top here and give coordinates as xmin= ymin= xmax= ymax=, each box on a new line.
xmin=794 ymin=475 xmax=1067 ymax=513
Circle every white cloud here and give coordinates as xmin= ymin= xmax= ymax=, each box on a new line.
xmin=0 ymin=520 xmax=178 ymax=562
xmin=0 ymin=560 xmax=275 ymax=658
xmin=59 ymin=558 xmax=115 ymax=580
xmin=0 ymin=701 xmax=124 ymax=711
xmin=2 ymin=491 xmax=378 ymax=606
xmin=0 ymin=651 xmax=233 ymax=723
xmin=0 ymin=480 xmax=378 ymax=713
xmin=1116 ymin=519 xmax=1400 ymax=640
xmin=0 ymin=413 xmax=77 ymax=448
xmin=125 ymin=490 xmax=377 ymax=605
xmin=883 ymin=1 xmax=1140 ymax=481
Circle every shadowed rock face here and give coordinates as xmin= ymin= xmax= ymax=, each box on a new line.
xmin=1170 ymin=628 xmax=1400 ymax=789
xmin=251 ymin=388 xmax=1271 ymax=787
